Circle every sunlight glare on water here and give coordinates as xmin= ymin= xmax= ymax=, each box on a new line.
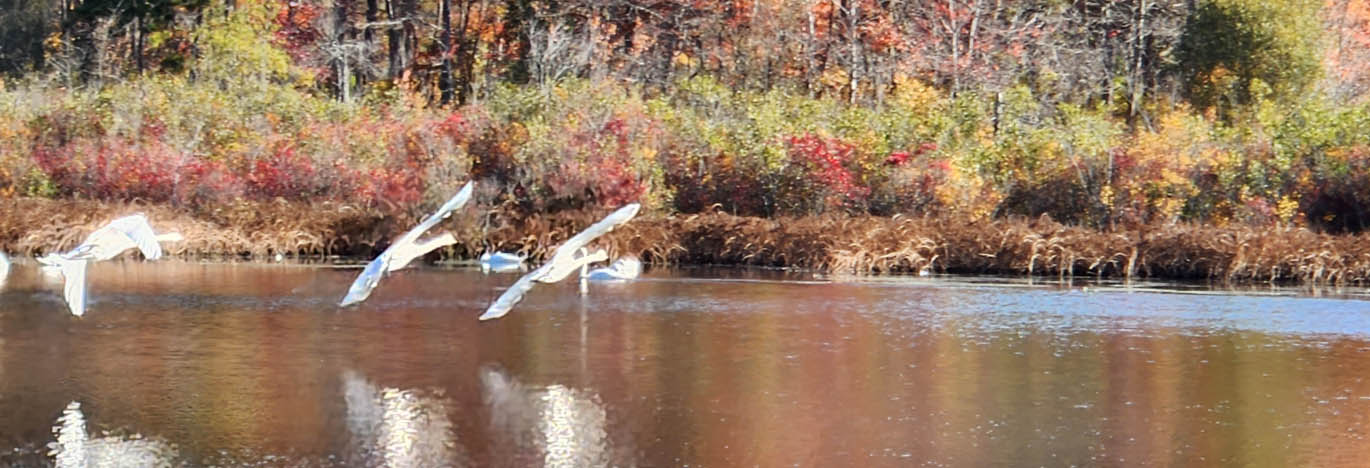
xmin=1 ymin=261 xmax=1370 ymax=466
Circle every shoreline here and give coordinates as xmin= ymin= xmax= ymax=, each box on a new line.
xmin=4 ymin=197 xmax=1368 ymax=285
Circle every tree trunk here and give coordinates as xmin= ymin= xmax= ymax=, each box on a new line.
xmin=334 ymin=0 xmax=349 ymax=101
xmin=1128 ymin=0 xmax=1149 ymax=126
xmin=364 ymin=0 xmax=378 ymax=42
xmin=386 ymin=0 xmax=410 ymax=79
xmin=501 ymin=0 xmax=532 ymax=84
xmin=455 ymin=0 xmax=477 ymax=104
xmin=439 ymin=0 xmax=454 ymax=105
xmin=806 ymin=1 xmax=817 ymax=97
xmin=134 ymin=5 xmax=144 ymax=73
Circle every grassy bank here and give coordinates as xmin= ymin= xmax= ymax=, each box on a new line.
xmin=6 ymin=198 xmax=1368 ymax=285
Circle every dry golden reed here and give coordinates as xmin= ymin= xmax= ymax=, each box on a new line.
xmin=3 ymin=198 xmax=1368 ymax=284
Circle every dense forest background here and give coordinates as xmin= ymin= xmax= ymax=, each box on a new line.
xmin=3 ymin=0 xmax=1370 ymax=233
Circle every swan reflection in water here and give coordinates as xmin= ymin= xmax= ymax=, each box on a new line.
xmin=341 ymin=370 xmax=463 ymax=467
xmin=480 ymin=366 xmax=610 ymax=468
xmin=49 ymin=401 xmax=178 ymax=468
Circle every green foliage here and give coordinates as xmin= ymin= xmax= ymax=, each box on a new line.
xmin=1175 ymin=0 xmax=1324 ymax=115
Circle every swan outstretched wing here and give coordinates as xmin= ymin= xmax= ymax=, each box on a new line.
xmin=480 ymin=264 xmax=548 ymax=321
xmin=340 ymin=256 xmax=388 ymax=307
xmin=105 ymin=213 xmax=164 ymax=260
xmin=399 ymin=182 xmax=474 ymax=246
xmin=60 ymin=259 xmax=89 ymax=316
xmin=388 ymin=233 xmax=458 ymax=273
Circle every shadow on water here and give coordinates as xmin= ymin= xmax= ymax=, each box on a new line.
xmin=1 ymin=261 xmax=1370 ymax=466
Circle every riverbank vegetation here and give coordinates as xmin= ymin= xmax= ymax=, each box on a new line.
xmin=2 ymin=0 xmax=1370 ymax=282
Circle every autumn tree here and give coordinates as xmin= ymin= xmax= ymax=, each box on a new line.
xmin=1323 ymin=0 xmax=1370 ymax=101
xmin=1175 ymin=0 xmax=1324 ymax=114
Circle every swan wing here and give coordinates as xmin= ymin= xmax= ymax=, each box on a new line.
xmin=479 ymin=264 xmax=549 ymax=321
xmin=387 ymin=233 xmax=457 ymax=272
xmin=398 ymin=182 xmax=474 ymax=246
xmin=105 ymin=213 xmax=163 ymax=260
xmin=61 ymin=259 xmax=89 ymax=316
xmin=340 ymin=255 xmax=389 ymax=307
xmin=614 ymin=257 xmax=642 ymax=278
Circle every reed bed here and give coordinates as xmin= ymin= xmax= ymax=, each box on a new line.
xmin=3 ymin=198 xmax=1369 ymax=284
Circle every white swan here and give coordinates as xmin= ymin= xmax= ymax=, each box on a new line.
xmin=340 ymin=182 xmax=475 ymax=307
xmin=38 ymin=213 xmax=182 ymax=316
xmin=46 ymin=213 xmax=181 ymax=263
xmin=480 ymin=203 xmax=640 ymax=321
xmin=480 ymin=251 xmax=526 ymax=273
xmin=584 ymin=257 xmax=641 ymax=281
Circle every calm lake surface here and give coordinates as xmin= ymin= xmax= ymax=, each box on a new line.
xmin=2 ymin=262 xmax=1370 ymax=467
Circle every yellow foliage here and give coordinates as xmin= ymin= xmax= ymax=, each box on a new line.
xmin=1277 ymin=195 xmax=1300 ymax=224
xmin=889 ymin=75 xmax=941 ymax=114
xmin=819 ymin=67 xmax=850 ymax=93
xmin=673 ymin=52 xmax=697 ymax=68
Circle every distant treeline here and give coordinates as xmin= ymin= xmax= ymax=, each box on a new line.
xmin=4 ymin=0 xmax=1367 ymax=114
xmin=2 ymin=1 xmax=1370 ymax=235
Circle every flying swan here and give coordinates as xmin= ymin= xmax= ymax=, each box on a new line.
xmin=38 ymin=213 xmax=182 ymax=316
xmin=479 ymin=203 xmax=640 ymax=321
xmin=340 ymin=181 xmax=475 ymax=307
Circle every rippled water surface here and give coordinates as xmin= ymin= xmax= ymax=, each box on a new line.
xmin=2 ymin=262 xmax=1370 ymax=466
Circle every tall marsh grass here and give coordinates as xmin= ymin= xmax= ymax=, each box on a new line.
xmin=6 ymin=199 xmax=1365 ymax=285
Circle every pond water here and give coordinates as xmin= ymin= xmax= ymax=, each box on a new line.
xmin=1 ymin=261 xmax=1370 ymax=467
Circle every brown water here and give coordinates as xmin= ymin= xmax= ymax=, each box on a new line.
xmin=2 ymin=262 xmax=1370 ymax=467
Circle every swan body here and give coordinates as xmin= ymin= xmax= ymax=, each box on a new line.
xmin=480 ymin=203 xmax=640 ymax=321
xmin=479 ymin=251 xmax=526 ymax=273
xmin=340 ymin=182 xmax=474 ymax=307
xmin=538 ymin=248 xmax=608 ymax=284
xmin=585 ymin=257 xmax=642 ymax=281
